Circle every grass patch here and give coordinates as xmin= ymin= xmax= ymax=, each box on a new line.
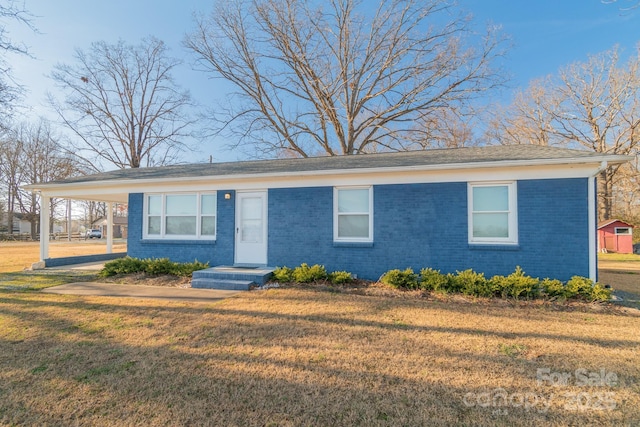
xmin=598 ymin=253 xmax=640 ymax=262
xmin=0 ymin=270 xmax=99 ymax=291
xmin=0 ymin=289 xmax=638 ymax=425
xmin=0 ymin=241 xmax=127 ymax=273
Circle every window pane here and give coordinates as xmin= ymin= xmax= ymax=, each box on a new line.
xmin=201 ymin=216 xmax=216 ymax=236
xmin=338 ymin=214 xmax=369 ymax=238
xmin=166 ymin=195 xmax=197 ymax=215
xmin=148 ymin=195 xmax=161 ymax=216
xmin=147 ymin=216 xmax=160 ymax=235
xmin=473 ymin=213 xmax=509 ymax=238
xmin=473 ymin=186 xmax=508 ymax=212
xmin=166 ymin=216 xmax=196 ymax=235
xmin=201 ymin=194 xmax=216 ymax=215
xmin=241 ymin=197 xmax=262 ymax=220
xmin=241 ymin=220 xmax=262 ymax=243
xmin=338 ymin=189 xmax=369 ymax=213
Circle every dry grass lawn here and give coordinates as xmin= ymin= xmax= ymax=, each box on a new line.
xmin=0 ymin=245 xmax=639 ymax=425
xmin=0 ymin=287 xmax=638 ymax=426
xmin=0 ymin=241 xmax=127 ymax=273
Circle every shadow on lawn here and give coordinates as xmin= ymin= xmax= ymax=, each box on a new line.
xmin=0 ymin=291 xmax=638 ymax=425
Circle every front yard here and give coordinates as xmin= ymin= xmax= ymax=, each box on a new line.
xmin=0 ymin=285 xmax=639 ymax=426
xmin=0 ymin=245 xmax=639 ymax=425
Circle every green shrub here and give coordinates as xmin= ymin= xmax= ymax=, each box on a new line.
xmin=329 ymin=271 xmax=353 ymax=285
xmin=565 ymin=276 xmax=612 ymax=302
xmin=419 ymin=268 xmax=449 ymax=291
xmin=490 ymin=266 xmax=540 ymax=299
xmin=453 ymin=269 xmax=491 ymax=297
xmin=99 ymin=257 xmax=208 ymax=278
xmin=272 ymin=266 xmax=294 ymax=282
xmin=172 ymin=260 xmax=209 ymax=277
xmin=380 ymin=268 xmax=419 ymax=289
xmin=99 ymin=257 xmax=146 ymax=277
xmin=589 ymin=283 xmax=613 ymax=302
xmin=292 ymin=263 xmax=327 ymax=283
xmin=143 ymin=258 xmax=175 ymax=275
xmin=565 ymin=276 xmax=595 ymax=299
xmin=540 ymin=278 xmax=565 ymax=298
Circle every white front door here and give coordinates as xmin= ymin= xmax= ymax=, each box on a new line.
xmin=235 ymin=191 xmax=268 ymax=265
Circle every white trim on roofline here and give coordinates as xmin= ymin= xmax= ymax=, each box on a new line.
xmin=30 ymin=161 xmax=612 ymax=202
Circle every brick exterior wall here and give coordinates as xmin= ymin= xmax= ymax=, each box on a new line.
xmin=127 ymin=178 xmax=589 ymax=281
xmin=127 ymin=191 xmax=235 ymax=266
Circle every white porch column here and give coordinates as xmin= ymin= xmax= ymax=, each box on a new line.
xmin=588 ymin=175 xmax=597 ymax=282
xmin=40 ymin=193 xmax=50 ymax=262
xmin=106 ymin=202 xmax=113 ymax=254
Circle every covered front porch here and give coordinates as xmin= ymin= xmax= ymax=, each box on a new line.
xmin=28 ymin=185 xmax=130 ymax=269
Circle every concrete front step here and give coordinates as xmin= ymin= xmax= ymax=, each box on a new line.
xmin=191 ymin=265 xmax=275 ymax=290
xmin=191 ymin=278 xmax=255 ymax=291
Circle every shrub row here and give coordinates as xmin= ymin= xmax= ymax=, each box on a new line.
xmin=99 ymin=257 xmax=209 ymax=277
xmin=272 ymin=263 xmax=354 ymax=285
xmin=380 ymin=266 xmax=612 ymax=302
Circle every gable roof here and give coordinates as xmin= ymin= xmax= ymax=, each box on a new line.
xmin=598 ymin=219 xmax=635 ymax=229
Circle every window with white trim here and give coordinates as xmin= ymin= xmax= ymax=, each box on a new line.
xmin=615 ymin=227 xmax=632 ymax=235
xmin=468 ymin=182 xmax=517 ymax=244
xmin=144 ymin=192 xmax=217 ymax=239
xmin=334 ymin=187 xmax=373 ymax=242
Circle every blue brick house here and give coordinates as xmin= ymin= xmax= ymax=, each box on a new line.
xmin=27 ymin=145 xmax=630 ymax=283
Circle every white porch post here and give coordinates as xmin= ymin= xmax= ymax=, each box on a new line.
xmin=588 ymin=175 xmax=597 ymax=282
xmin=40 ymin=193 xmax=50 ymax=262
xmin=106 ymin=202 xmax=113 ymax=254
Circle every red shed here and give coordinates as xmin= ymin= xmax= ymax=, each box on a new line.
xmin=598 ymin=219 xmax=635 ymax=254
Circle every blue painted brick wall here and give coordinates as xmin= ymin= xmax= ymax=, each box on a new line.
xmin=127 ymin=191 xmax=235 ymax=265
xmin=268 ymin=179 xmax=589 ymax=281
xmin=128 ymin=178 xmax=589 ymax=281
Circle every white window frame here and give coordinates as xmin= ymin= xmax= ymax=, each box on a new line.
xmin=333 ymin=186 xmax=373 ymax=243
xmin=615 ymin=227 xmax=632 ymax=235
xmin=143 ymin=192 xmax=217 ymax=240
xmin=468 ymin=182 xmax=518 ymax=245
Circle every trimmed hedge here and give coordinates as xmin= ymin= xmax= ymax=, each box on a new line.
xmin=390 ymin=265 xmax=612 ymax=302
xmin=272 ymin=264 xmax=353 ymax=285
xmin=99 ymin=257 xmax=209 ymax=278
xmin=270 ymin=263 xmax=612 ymax=302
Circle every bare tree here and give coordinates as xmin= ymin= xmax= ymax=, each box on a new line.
xmin=50 ymin=37 xmax=195 ymax=169
xmin=0 ymin=130 xmax=25 ymax=234
xmin=0 ymin=1 xmax=35 ymax=128
xmin=488 ymin=46 xmax=640 ymax=221
xmin=185 ymin=0 xmax=506 ymax=158
xmin=7 ymin=120 xmax=81 ymax=238
xmin=485 ymin=80 xmax=554 ymax=146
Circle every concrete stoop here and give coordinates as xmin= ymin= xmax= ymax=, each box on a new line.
xmin=191 ymin=266 xmax=275 ymax=290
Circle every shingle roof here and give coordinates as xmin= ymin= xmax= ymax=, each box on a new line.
xmin=38 ymin=145 xmax=629 ymax=186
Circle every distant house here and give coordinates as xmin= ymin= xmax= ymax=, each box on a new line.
xmin=0 ymin=212 xmax=32 ymax=234
xmin=92 ymin=214 xmax=128 ymax=239
xmin=598 ymin=219 xmax=635 ymax=254
xmin=26 ymin=145 xmax=631 ymax=282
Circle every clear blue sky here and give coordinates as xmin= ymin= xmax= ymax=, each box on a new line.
xmin=4 ymin=0 xmax=639 ymax=163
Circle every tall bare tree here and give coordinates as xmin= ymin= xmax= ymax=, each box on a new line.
xmin=485 ymin=80 xmax=554 ymax=147
xmin=0 ymin=1 xmax=35 ymax=128
xmin=0 ymin=131 xmax=25 ymax=234
xmin=2 ymin=120 xmax=81 ymax=238
xmin=50 ymin=37 xmax=195 ymax=169
xmin=487 ymin=46 xmax=640 ymax=221
xmin=186 ymin=0 xmax=506 ymax=157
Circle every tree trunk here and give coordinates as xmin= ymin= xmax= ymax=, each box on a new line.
xmin=597 ymin=169 xmax=615 ymax=222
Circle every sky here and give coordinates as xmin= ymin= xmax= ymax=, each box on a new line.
xmin=3 ymin=0 xmax=640 ymax=165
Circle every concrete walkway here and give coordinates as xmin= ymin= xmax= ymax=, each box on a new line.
xmin=43 ymin=282 xmax=241 ymax=303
